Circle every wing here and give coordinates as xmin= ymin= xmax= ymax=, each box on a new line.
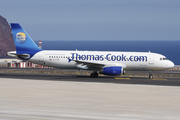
xmin=72 ymin=60 xmax=127 ymax=70
xmin=73 ymin=60 xmax=105 ymax=69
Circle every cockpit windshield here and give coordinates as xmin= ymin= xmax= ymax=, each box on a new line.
xmin=160 ymin=57 xmax=168 ymax=60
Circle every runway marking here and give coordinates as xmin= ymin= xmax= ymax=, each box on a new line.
xmin=151 ymin=78 xmax=168 ymax=81
xmin=114 ymin=77 xmax=131 ymax=80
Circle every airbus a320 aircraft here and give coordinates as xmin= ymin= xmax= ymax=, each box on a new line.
xmin=7 ymin=23 xmax=174 ymax=79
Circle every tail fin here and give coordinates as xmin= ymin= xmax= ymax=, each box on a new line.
xmin=10 ymin=23 xmax=42 ymax=59
xmin=11 ymin=23 xmax=41 ymax=51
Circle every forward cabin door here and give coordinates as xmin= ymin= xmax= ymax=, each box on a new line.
xmin=149 ymin=53 xmax=154 ymax=65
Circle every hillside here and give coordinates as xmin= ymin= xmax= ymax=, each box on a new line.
xmin=0 ymin=15 xmax=15 ymax=58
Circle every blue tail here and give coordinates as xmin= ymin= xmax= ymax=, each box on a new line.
xmin=10 ymin=23 xmax=42 ymax=59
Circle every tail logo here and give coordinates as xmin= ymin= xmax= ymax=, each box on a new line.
xmin=16 ymin=32 xmax=26 ymax=44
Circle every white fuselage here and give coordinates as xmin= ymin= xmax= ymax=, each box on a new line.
xmin=9 ymin=23 xmax=175 ymax=78
xmin=28 ymin=50 xmax=174 ymax=71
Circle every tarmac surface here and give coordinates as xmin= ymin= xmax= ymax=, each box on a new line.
xmin=0 ymin=71 xmax=180 ymax=86
xmin=0 ymin=69 xmax=180 ymax=119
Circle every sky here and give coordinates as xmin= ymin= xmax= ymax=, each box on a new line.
xmin=1 ymin=0 xmax=180 ymax=41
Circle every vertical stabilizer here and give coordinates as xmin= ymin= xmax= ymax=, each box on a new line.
xmin=10 ymin=23 xmax=42 ymax=59
xmin=11 ymin=23 xmax=41 ymax=51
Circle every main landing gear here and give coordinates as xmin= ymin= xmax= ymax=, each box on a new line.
xmin=149 ymin=70 xmax=153 ymax=79
xmin=90 ymin=72 xmax=98 ymax=78
xmin=123 ymin=70 xmax=125 ymax=75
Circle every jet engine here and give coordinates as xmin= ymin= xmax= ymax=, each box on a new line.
xmin=99 ymin=66 xmax=123 ymax=75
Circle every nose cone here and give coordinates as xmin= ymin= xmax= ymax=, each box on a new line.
xmin=167 ymin=60 xmax=175 ymax=68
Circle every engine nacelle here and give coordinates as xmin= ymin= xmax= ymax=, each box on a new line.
xmin=99 ymin=66 xmax=123 ymax=75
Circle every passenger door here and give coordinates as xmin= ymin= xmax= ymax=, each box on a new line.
xmin=149 ymin=54 xmax=154 ymax=65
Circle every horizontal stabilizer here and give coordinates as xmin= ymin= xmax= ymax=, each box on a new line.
xmin=7 ymin=51 xmax=30 ymax=60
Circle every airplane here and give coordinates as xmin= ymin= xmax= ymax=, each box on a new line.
xmin=7 ymin=23 xmax=174 ymax=79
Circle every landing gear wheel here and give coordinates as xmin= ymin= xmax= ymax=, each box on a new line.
xmin=123 ymin=70 xmax=125 ymax=74
xmin=90 ymin=72 xmax=98 ymax=78
xmin=149 ymin=70 xmax=153 ymax=79
xmin=149 ymin=75 xmax=153 ymax=79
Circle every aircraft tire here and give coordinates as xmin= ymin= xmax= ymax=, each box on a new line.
xmin=123 ymin=70 xmax=125 ymax=74
xmin=149 ymin=75 xmax=153 ymax=79
xmin=90 ymin=72 xmax=98 ymax=78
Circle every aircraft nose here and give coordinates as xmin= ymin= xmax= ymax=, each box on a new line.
xmin=167 ymin=61 xmax=174 ymax=68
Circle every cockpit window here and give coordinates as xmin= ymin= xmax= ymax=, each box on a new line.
xmin=160 ymin=57 xmax=168 ymax=60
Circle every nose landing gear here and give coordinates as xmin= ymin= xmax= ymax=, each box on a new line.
xmin=149 ymin=70 xmax=153 ymax=79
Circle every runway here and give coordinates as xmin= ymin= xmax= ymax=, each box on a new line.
xmin=0 ymin=71 xmax=180 ymax=119
xmin=0 ymin=71 xmax=180 ymax=86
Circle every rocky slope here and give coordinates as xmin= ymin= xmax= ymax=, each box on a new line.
xmin=0 ymin=15 xmax=15 ymax=58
